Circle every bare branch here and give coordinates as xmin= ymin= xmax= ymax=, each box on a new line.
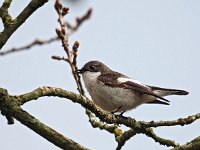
xmin=143 ymin=128 xmax=178 ymax=147
xmin=116 ymin=129 xmax=137 ymax=150
xmin=0 ymin=0 xmax=49 ymax=49
xmin=172 ymin=136 xmax=200 ymax=150
xmin=0 ymin=6 xmax=92 ymax=56
xmin=15 ymin=86 xmax=200 ymax=149
xmin=16 ymin=86 xmax=200 ymax=130
xmin=0 ymin=0 xmax=13 ymax=27
xmin=0 ymin=87 xmax=89 ymax=150
xmin=66 ymin=8 xmax=93 ymax=34
xmin=0 ymin=37 xmax=58 ymax=56
xmin=139 ymin=114 xmax=200 ymax=128
xmin=54 ymin=0 xmax=84 ymax=95
xmin=1 ymin=0 xmax=12 ymax=11
xmin=54 ymin=1 xmax=123 ymax=141
xmin=1 ymin=1 xmax=197 ymax=150
xmin=85 ymin=109 xmax=122 ymax=137
xmin=51 ymin=55 xmax=69 ymax=62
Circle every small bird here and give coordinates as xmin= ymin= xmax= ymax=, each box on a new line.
xmin=77 ymin=61 xmax=189 ymax=113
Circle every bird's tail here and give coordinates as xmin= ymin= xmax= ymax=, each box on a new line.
xmin=150 ymin=86 xmax=189 ymax=97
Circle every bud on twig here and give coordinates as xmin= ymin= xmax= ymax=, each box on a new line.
xmin=55 ymin=28 xmax=61 ymax=37
xmin=62 ymin=7 xmax=69 ymax=16
xmin=54 ymin=0 xmax=62 ymax=13
xmin=73 ymin=41 xmax=80 ymax=51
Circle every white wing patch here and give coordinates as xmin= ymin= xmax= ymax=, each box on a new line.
xmin=117 ymin=77 xmax=148 ymax=87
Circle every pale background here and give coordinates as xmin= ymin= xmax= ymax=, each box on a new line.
xmin=0 ymin=0 xmax=200 ymax=150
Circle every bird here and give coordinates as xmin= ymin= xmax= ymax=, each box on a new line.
xmin=77 ymin=60 xmax=189 ymax=114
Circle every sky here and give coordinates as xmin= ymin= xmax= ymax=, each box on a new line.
xmin=0 ymin=0 xmax=200 ymax=150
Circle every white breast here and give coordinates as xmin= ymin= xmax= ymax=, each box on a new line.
xmin=82 ymin=71 xmax=101 ymax=93
xmin=81 ymin=72 xmax=144 ymax=112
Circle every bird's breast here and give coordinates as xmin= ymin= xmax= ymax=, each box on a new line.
xmin=82 ymin=73 xmax=142 ymax=112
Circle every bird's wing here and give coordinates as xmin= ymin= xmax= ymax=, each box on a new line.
xmin=98 ymin=74 xmax=169 ymax=103
xmin=120 ymin=81 xmax=170 ymax=102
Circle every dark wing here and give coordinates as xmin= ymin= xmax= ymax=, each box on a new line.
xmin=97 ymin=72 xmax=127 ymax=85
xmin=120 ymin=81 xmax=169 ymax=102
xmin=98 ymin=74 xmax=169 ymax=103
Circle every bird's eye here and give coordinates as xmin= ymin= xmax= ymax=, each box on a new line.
xmin=90 ymin=65 xmax=96 ymax=71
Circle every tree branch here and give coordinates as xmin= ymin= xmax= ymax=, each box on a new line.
xmin=54 ymin=1 xmax=117 ymax=142
xmin=172 ymin=136 xmax=200 ymax=150
xmin=0 ymin=37 xmax=58 ymax=56
xmin=16 ymin=86 xmax=199 ymax=130
xmin=138 ymin=114 xmax=200 ymax=128
xmin=85 ymin=109 xmax=122 ymax=137
xmin=1 ymin=1 xmax=198 ymax=149
xmin=14 ymin=86 xmax=200 ymax=149
xmin=65 ymin=8 xmax=92 ymax=34
xmin=116 ymin=129 xmax=137 ymax=150
xmin=0 ymin=7 xmax=92 ymax=56
xmin=0 ymin=0 xmax=49 ymax=49
xmin=0 ymin=87 xmax=89 ymax=150
xmin=0 ymin=0 xmax=13 ymax=28
xmin=143 ymin=128 xmax=178 ymax=147
xmin=54 ymin=0 xmax=84 ymax=95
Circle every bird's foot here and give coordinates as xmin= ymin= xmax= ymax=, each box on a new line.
xmin=111 ymin=106 xmax=123 ymax=114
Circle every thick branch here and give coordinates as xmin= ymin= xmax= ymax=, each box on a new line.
xmin=0 ymin=0 xmax=49 ymax=49
xmin=2 ymin=86 xmax=200 ymax=149
xmin=172 ymin=137 xmax=200 ymax=150
xmin=0 ymin=88 xmax=89 ymax=150
xmin=17 ymin=86 xmax=200 ymax=130
xmin=16 ymin=86 xmax=200 ymax=149
xmin=116 ymin=129 xmax=137 ymax=150
xmin=13 ymin=107 xmax=89 ymax=150
xmin=1 ymin=0 xmax=12 ymax=11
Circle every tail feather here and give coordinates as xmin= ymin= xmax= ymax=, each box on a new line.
xmin=149 ymin=86 xmax=189 ymax=96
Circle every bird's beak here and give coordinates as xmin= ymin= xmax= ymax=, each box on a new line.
xmin=76 ymin=69 xmax=84 ymax=74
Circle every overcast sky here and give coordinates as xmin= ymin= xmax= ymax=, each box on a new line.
xmin=0 ymin=0 xmax=200 ymax=150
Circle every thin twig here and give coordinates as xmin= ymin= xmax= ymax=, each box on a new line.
xmin=54 ymin=0 xmax=84 ymax=95
xmin=138 ymin=114 xmax=200 ymax=128
xmin=53 ymin=1 xmax=123 ymax=143
xmin=143 ymin=128 xmax=179 ymax=147
xmin=85 ymin=109 xmax=122 ymax=136
xmin=0 ymin=37 xmax=58 ymax=56
xmin=66 ymin=8 xmax=92 ymax=34
xmin=51 ymin=55 xmax=69 ymax=62
xmin=0 ymin=7 xmax=92 ymax=56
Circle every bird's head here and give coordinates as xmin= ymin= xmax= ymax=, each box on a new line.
xmin=77 ymin=60 xmax=111 ymax=74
